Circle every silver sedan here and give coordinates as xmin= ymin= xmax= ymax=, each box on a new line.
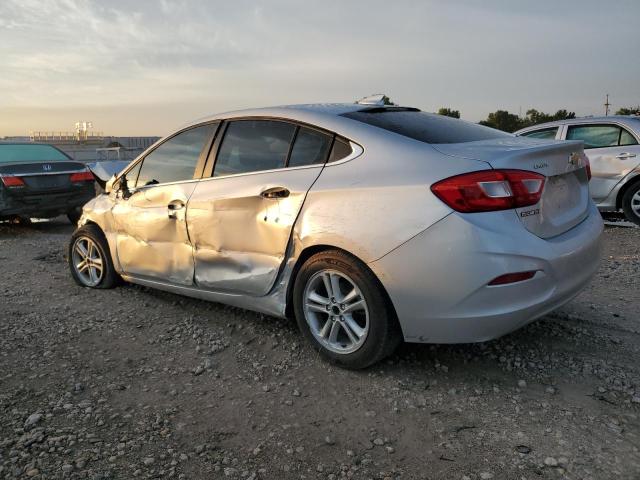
xmin=516 ymin=116 xmax=640 ymax=225
xmin=68 ymin=98 xmax=603 ymax=368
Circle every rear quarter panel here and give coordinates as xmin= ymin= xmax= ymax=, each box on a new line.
xmin=294 ymin=132 xmax=491 ymax=263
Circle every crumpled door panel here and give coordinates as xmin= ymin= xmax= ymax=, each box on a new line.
xmin=113 ymin=182 xmax=197 ymax=285
xmin=187 ymin=167 xmax=323 ymax=296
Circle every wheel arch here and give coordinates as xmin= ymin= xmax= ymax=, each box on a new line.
xmin=284 ymin=244 xmax=403 ymax=337
xmin=616 ymin=173 xmax=640 ymax=209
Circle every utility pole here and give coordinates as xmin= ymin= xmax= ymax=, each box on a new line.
xmin=604 ymin=94 xmax=611 ymax=116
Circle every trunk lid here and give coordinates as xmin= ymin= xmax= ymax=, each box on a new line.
xmin=0 ymin=161 xmax=88 ymax=194
xmin=432 ymin=137 xmax=590 ymax=239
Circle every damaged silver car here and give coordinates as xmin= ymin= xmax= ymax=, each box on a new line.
xmin=68 ymin=98 xmax=603 ymax=368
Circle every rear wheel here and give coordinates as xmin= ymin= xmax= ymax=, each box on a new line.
xmin=68 ymin=224 xmax=120 ymax=289
xmin=293 ymin=250 xmax=401 ymax=369
xmin=621 ymin=181 xmax=640 ymax=226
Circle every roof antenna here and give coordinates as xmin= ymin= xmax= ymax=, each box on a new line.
xmin=356 ymin=94 xmax=394 ymax=106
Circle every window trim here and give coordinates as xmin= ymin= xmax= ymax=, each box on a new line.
xmin=114 ymin=121 xmax=220 ymax=192
xmin=563 ymin=122 xmax=640 ymax=150
xmin=519 ymin=126 xmax=559 ymax=140
xmin=201 ymin=116 xmax=363 ymax=179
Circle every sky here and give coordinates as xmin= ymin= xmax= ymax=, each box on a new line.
xmin=1 ymin=0 xmax=639 ymax=137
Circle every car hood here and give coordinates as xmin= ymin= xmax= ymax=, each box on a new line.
xmin=86 ymin=160 xmax=130 ymax=186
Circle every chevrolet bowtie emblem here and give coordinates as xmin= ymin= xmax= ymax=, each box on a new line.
xmin=568 ymin=152 xmax=581 ymax=166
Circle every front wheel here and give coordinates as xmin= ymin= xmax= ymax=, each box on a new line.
xmin=621 ymin=181 xmax=640 ymax=226
xmin=293 ymin=250 xmax=401 ymax=369
xmin=68 ymin=224 xmax=120 ymax=289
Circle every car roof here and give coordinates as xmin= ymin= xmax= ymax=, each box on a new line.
xmin=516 ymin=115 xmax=640 ymax=133
xmin=195 ymin=103 xmax=371 ymax=120
xmin=184 ymin=103 xmax=418 ymax=135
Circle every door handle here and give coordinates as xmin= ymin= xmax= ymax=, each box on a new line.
xmin=167 ymin=200 xmax=185 ymax=219
xmin=616 ymin=152 xmax=637 ymax=159
xmin=260 ymin=186 xmax=290 ymax=199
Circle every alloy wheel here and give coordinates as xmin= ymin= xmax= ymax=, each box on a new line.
xmin=302 ymin=269 xmax=369 ymax=354
xmin=631 ymin=190 xmax=640 ymax=218
xmin=71 ymin=236 xmax=104 ymax=287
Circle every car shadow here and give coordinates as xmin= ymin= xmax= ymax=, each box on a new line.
xmin=0 ymin=216 xmax=75 ymax=236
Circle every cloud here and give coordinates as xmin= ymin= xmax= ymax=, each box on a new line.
xmin=0 ymin=0 xmax=638 ymax=135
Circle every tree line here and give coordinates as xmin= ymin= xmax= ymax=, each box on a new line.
xmin=356 ymin=96 xmax=639 ymax=133
xmin=437 ymin=106 xmax=640 ymax=132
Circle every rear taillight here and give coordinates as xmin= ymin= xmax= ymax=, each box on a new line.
xmin=585 ymin=158 xmax=592 ymax=181
xmin=431 ymin=169 xmax=545 ymax=213
xmin=0 ymin=175 xmax=26 ymax=188
xmin=69 ymin=171 xmax=94 ymax=183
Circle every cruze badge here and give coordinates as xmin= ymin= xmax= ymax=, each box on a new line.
xmin=42 ymin=164 xmax=52 ymax=171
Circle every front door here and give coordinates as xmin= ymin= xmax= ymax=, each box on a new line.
xmin=565 ymin=123 xmax=640 ymax=202
xmin=187 ymin=120 xmax=334 ymax=296
xmin=111 ymin=123 xmax=217 ymax=285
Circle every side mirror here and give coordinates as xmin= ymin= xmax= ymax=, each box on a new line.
xmin=120 ymin=175 xmax=134 ymax=199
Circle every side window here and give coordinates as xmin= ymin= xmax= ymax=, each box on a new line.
xmin=521 ymin=127 xmax=558 ymax=139
xmin=214 ymin=120 xmax=296 ymax=177
xmin=288 ymin=127 xmax=333 ymax=167
xmin=136 ymin=124 xmax=213 ymax=187
xmin=328 ymin=137 xmax=353 ymax=162
xmin=620 ymin=128 xmax=638 ymax=146
xmin=566 ymin=125 xmax=621 ymax=149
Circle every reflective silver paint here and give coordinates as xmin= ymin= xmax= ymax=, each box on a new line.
xmin=432 ymin=137 xmax=591 ymax=238
xmin=77 ymin=104 xmax=603 ymax=344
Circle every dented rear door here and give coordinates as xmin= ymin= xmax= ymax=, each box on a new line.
xmin=187 ymin=169 xmax=323 ymax=295
xmin=186 ymin=120 xmax=332 ymax=296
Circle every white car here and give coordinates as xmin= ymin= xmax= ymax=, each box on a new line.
xmin=517 ymin=116 xmax=640 ymax=225
xmin=68 ymin=97 xmax=603 ymax=368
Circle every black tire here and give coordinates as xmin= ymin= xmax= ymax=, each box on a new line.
xmin=67 ymin=208 xmax=82 ymax=225
xmin=621 ymin=180 xmax=640 ymax=227
xmin=293 ymin=249 xmax=402 ymax=369
xmin=68 ymin=224 xmax=120 ymax=289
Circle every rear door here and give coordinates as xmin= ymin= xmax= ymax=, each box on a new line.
xmin=562 ymin=123 xmax=640 ymax=201
xmin=111 ymin=123 xmax=218 ymax=285
xmin=187 ymin=119 xmax=334 ymax=296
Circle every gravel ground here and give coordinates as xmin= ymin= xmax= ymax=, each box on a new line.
xmin=1 ymin=218 xmax=639 ymax=480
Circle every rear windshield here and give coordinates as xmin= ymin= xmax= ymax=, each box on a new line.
xmin=0 ymin=144 xmax=70 ymax=163
xmin=341 ymin=110 xmax=511 ymax=144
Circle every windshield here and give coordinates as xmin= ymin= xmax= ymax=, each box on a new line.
xmin=341 ymin=110 xmax=511 ymax=144
xmin=0 ymin=144 xmax=71 ymax=163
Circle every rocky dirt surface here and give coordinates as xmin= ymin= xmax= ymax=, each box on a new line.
xmin=0 ymin=218 xmax=639 ymax=480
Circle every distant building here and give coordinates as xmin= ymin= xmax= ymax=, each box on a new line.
xmin=2 ymin=122 xmax=160 ymax=163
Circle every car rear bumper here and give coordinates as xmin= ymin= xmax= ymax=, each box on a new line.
xmin=0 ymin=187 xmax=95 ymax=218
xmin=369 ymin=202 xmax=604 ymax=343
